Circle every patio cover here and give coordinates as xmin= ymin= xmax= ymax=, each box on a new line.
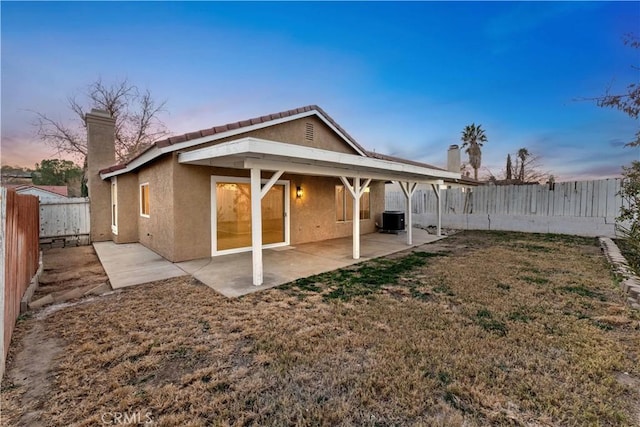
xmin=178 ymin=137 xmax=460 ymax=286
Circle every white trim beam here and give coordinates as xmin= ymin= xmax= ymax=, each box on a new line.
xmin=176 ymin=138 xmax=461 ymax=181
xmin=244 ymin=158 xmax=445 ymax=184
xmin=260 ymin=170 xmax=284 ymax=199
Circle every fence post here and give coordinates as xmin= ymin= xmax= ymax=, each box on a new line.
xmin=0 ymin=187 xmax=6 ymax=380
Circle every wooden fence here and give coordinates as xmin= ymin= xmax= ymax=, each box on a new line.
xmin=40 ymin=198 xmax=90 ymax=246
xmin=1 ymin=188 xmax=40 ymax=379
xmin=386 ymin=179 xmax=625 ymax=237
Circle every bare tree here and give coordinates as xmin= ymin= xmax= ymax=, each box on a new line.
xmin=581 ymin=34 xmax=639 ymax=147
xmin=33 ymin=78 xmax=170 ymax=164
xmin=514 ymin=150 xmax=549 ymax=183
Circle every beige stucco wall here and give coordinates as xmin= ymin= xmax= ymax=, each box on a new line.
xmin=108 ymin=116 xmax=388 ymax=262
xmin=166 ymin=165 xmax=385 ymax=262
xmin=86 ymin=111 xmax=116 ymax=242
xmin=288 ymin=175 xmax=383 ymax=245
xmin=135 ymin=155 xmax=176 ymax=261
xmin=112 ymin=156 xmax=386 ymax=262
xmin=112 ymin=173 xmax=138 ymax=243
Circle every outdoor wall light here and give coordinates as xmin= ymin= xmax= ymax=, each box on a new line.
xmin=296 ymin=186 xmax=303 ymax=199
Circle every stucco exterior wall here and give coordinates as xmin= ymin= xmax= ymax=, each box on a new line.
xmin=112 ymin=173 xmax=138 ymax=243
xmin=288 ymin=176 xmax=383 ymax=245
xmin=106 ymin=116 xmax=387 ymax=262
xmin=136 ymin=155 xmax=176 ymax=260
xmin=182 ymin=116 xmax=360 ymax=156
xmin=172 ymin=161 xmax=217 ymax=262
xmin=86 ymin=111 xmax=116 ymax=242
xmin=166 ymin=166 xmax=385 ymax=261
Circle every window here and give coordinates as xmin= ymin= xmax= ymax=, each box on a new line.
xmin=140 ymin=183 xmax=150 ymax=217
xmin=111 ymin=177 xmax=117 ymax=234
xmin=335 ymin=185 xmax=370 ymax=221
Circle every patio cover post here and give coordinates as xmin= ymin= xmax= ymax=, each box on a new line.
xmin=398 ymin=181 xmax=417 ymax=245
xmin=430 ymin=180 xmax=443 ymax=236
xmin=340 ymin=176 xmax=371 ymax=260
xmin=250 ymin=168 xmax=263 ymax=286
xmin=250 ymin=169 xmax=285 ymax=286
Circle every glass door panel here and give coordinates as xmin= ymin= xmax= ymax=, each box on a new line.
xmin=216 ymin=182 xmax=285 ymax=251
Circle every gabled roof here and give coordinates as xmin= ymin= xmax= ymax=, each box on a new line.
xmin=99 ymin=105 xmax=451 ymax=178
xmin=5 ymin=185 xmax=68 ymax=197
xmin=100 ymin=105 xmax=370 ymax=175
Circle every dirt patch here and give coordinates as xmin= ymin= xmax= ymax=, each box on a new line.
xmin=2 ymin=320 xmax=63 ymax=426
xmin=2 ymin=245 xmax=109 ymax=425
xmin=34 ymin=246 xmax=108 ymax=300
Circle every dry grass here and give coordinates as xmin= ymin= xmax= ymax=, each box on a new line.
xmin=2 ymin=231 xmax=639 ymax=426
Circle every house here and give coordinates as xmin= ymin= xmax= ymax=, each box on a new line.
xmin=88 ymin=105 xmax=460 ymax=286
xmin=3 ymin=184 xmax=68 ymax=201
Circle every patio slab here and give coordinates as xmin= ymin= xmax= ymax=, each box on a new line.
xmin=93 ymin=242 xmax=187 ymax=289
xmin=177 ymin=229 xmax=444 ymax=297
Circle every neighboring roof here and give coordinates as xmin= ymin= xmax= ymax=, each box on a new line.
xmin=5 ymin=185 xmax=68 ymax=197
xmin=366 ymin=151 xmax=446 ymax=172
xmin=0 ymin=171 xmax=32 ymax=178
xmin=99 ymin=105 xmax=460 ymax=182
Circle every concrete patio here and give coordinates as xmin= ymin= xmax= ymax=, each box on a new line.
xmin=93 ymin=242 xmax=187 ymax=289
xmin=94 ymin=229 xmax=445 ymax=297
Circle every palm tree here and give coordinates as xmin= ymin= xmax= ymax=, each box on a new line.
xmin=461 ymin=123 xmax=487 ymax=181
xmin=517 ymin=147 xmax=530 ymax=182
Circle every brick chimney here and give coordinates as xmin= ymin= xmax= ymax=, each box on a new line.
xmin=86 ymin=109 xmax=115 ymax=242
xmin=447 ymin=144 xmax=461 ymax=173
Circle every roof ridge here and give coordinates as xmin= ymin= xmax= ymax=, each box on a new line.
xmin=99 ymin=105 xmax=454 ymax=177
xmin=101 ymin=105 xmax=370 ymax=173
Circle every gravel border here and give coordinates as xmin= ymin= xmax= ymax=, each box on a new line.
xmin=599 ymin=237 xmax=640 ymax=310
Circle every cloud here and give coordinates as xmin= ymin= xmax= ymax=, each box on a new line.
xmin=1 ymin=134 xmax=62 ymax=167
xmin=609 ymin=138 xmax=627 ymax=148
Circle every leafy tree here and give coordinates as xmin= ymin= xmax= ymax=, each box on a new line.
xmin=32 ymin=159 xmax=82 ymax=188
xmin=505 ymin=154 xmax=513 ymax=180
xmin=617 ymin=161 xmax=640 ymax=270
xmin=591 ymin=34 xmax=640 ymax=265
xmin=33 ymin=78 xmax=170 ymax=164
xmin=461 ymin=123 xmax=487 ymax=181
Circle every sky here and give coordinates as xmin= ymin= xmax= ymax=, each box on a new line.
xmin=1 ymin=1 xmax=639 ymax=181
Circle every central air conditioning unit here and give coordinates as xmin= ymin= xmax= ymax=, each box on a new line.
xmin=381 ymin=211 xmax=405 ymax=234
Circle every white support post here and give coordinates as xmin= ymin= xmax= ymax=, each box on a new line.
xmin=353 ymin=177 xmax=361 ymax=259
xmin=398 ymin=181 xmax=417 ymax=245
xmin=340 ymin=176 xmax=371 ymax=260
xmin=250 ymin=168 xmax=263 ymax=286
xmin=430 ymin=180 xmax=443 ymax=237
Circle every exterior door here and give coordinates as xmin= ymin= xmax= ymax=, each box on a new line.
xmin=211 ymin=176 xmax=289 ymax=255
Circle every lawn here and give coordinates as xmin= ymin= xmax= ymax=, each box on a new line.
xmin=2 ymin=231 xmax=639 ymax=426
